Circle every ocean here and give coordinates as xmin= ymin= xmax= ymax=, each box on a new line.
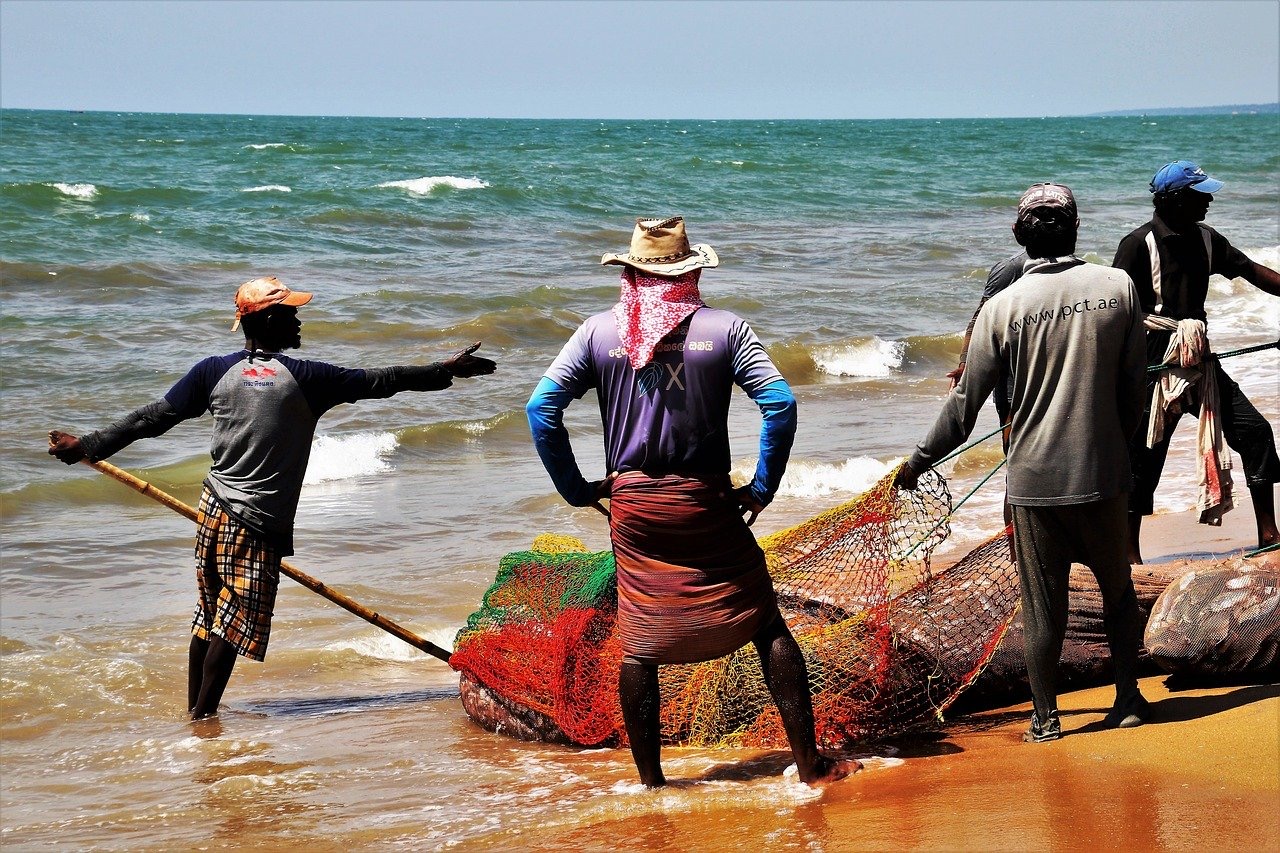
xmin=2 ymin=109 xmax=1277 ymax=849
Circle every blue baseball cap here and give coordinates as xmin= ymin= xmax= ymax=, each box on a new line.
xmin=1150 ymin=160 xmax=1224 ymax=194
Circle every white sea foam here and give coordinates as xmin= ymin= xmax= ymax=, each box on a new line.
xmin=130 ymin=212 xmax=151 ymax=222
xmin=241 ymin=185 xmax=292 ymax=193
xmin=813 ymin=337 xmax=905 ymax=378
xmin=376 ymin=175 xmax=489 ymax=195
xmin=325 ymin=629 xmax=450 ymax=662
xmin=739 ymin=456 xmax=893 ymax=500
xmin=1207 ymin=245 xmax=1280 ymax=338
xmin=244 ymin=142 xmax=288 ymax=150
xmin=48 ymin=182 xmax=98 ymax=200
xmin=303 ymin=432 xmax=397 ymax=485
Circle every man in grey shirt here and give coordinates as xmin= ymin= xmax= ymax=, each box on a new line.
xmin=895 ymin=184 xmax=1151 ymax=742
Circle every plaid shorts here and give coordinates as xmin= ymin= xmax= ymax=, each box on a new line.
xmin=191 ymin=488 xmax=280 ymax=661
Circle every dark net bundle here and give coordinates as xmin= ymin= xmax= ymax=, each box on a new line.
xmin=1144 ymin=559 xmax=1280 ymax=676
xmin=451 ymin=468 xmax=1022 ymax=749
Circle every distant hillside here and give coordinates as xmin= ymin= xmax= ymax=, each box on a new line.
xmin=1090 ymin=103 xmax=1278 ymax=117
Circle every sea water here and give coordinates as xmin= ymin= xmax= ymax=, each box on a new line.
xmin=2 ymin=110 xmax=1277 ymax=848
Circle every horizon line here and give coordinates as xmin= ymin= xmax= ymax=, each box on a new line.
xmin=4 ymin=103 xmax=1278 ymax=122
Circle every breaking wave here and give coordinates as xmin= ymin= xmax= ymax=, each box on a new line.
xmin=48 ymin=182 xmax=99 ymax=200
xmin=376 ymin=176 xmax=490 ymax=195
xmin=304 ymin=432 xmax=398 ymax=485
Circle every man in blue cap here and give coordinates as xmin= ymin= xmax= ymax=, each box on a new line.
xmin=1113 ymin=161 xmax=1280 ymax=563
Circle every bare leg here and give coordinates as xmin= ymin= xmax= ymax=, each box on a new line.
xmin=1249 ymin=483 xmax=1279 ymax=549
xmin=1127 ymin=512 xmax=1144 ymax=565
xmin=618 ymin=661 xmax=665 ymax=787
xmin=191 ymin=635 xmax=238 ymax=720
xmin=188 ymin=635 xmax=209 ymax=713
xmin=753 ymin=615 xmax=856 ymax=784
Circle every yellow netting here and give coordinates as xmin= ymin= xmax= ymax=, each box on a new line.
xmin=452 ymin=467 xmax=1019 ymax=748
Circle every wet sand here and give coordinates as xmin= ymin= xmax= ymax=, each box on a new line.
xmin=507 ymin=498 xmax=1280 ymax=852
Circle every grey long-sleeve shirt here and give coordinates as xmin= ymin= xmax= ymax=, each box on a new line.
xmin=80 ymin=353 xmax=452 ymax=553
xmin=909 ymin=258 xmax=1146 ymax=507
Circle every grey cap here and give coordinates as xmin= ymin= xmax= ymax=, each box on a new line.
xmin=1016 ymin=183 xmax=1077 ymax=221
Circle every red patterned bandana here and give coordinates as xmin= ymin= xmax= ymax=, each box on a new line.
xmin=612 ymin=268 xmax=705 ymax=370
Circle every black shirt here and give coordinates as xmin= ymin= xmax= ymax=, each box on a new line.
xmin=1112 ymin=212 xmax=1254 ymax=324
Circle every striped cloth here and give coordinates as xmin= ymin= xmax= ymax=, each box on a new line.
xmin=608 ymin=471 xmax=778 ymax=664
xmin=191 ymin=488 xmax=281 ymax=661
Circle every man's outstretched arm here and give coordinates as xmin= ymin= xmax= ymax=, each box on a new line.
xmin=48 ymin=400 xmax=187 ymax=464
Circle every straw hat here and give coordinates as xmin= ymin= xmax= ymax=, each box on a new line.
xmin=601 ymin=217 xmax=719 ymax=276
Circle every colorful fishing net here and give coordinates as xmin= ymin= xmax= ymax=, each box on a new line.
xmin=450 ymin=468 xmax=1020 ymax=749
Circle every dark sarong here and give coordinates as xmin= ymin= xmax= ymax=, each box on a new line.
xmin=609 ymin=471 xmax=778 ymax=665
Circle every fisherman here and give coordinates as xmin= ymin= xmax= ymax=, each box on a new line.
xmin=895 ymin=184 xmax=1151 ymax=742
xmin=47 ymin=276 xmax=496 ymax=720
xmin=1112 ymin=160 xmax=1280 ymax=563
xmin=526 ymin=217 xmax=852 ymax=786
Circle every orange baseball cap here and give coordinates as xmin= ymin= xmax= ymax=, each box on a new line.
xmin=231 ymin=276 xmax=313 ymax=331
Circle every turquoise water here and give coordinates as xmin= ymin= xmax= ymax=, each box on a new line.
xmin=1 ymin=109 xmax=1278 ymax=847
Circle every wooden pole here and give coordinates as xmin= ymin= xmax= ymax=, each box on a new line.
xmin=83 ymin=459 xmax=453 ymax=664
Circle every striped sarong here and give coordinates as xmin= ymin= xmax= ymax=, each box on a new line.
xmin=609 ymin=471 xmax=778 ymax=664
xmin=191 ymin=488 xmax=280 ymax=661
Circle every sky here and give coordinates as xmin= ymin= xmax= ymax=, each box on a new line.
xmin=1 ymin=0 xmax=1277 ymax=120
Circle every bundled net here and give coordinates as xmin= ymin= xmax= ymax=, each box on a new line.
xmin=451 ymin=468 xmax=1021 ymax=749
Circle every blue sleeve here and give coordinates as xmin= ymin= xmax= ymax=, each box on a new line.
xmin=80 ymin=357 xmax=231 ymax=461
xmin=745 ymin=378 xmax=797 ymax=507
xmin=527 ymin=376 xmax=597 ymax=507
xmin=163 ymin=356 xmax=232 ymax=418
xmin=276 ymin=357 xmax=375 ymax=416
xmin=543 ymin=322 xmax=597 ymax=399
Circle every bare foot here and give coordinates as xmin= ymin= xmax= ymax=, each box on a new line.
xmin=799 ymin=755 xmax=860 ymax=785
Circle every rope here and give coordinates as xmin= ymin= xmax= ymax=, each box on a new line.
xmin=934 ymin=423 xmax=1010 ymax=466
xmin=1147 ymin=338 xmax=1280 ymax=373
xmin=1244 ymin=542 xmax=1280 ymax=559
xmin=899 ymin=458 xmax=1007 ymax=561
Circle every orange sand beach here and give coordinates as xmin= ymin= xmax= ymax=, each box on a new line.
xmin=494 ymin=499 xmax=1279 ymax=853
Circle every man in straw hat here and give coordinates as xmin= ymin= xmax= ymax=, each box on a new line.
xmin=48 ymin=276 xmax=496 ymax=719
xmin=896 ymin=184 xmax=1151 ymax=742
xmin=527 ymin=217 xmax=854 ymax=786
xmin=1112 ymin=160 xmax=1280 ymax=564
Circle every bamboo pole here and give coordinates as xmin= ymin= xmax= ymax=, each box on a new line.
xmin=83 ymin=459 xmax=453 ymax=664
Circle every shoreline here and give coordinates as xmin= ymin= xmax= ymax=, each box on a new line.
xmin=1141 ymin=485 xmax=1272 ymax=565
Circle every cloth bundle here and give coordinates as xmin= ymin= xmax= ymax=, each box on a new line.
xmin=1144 ymin=315 xmax=1233 ymax=525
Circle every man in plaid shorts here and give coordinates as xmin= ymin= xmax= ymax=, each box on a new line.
xmin=48 ymin=277 xmax=496 ymax=719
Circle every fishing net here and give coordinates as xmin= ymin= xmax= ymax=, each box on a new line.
xmin=451 ymin=468 xmax=1021 ymax=749
xmin=1144 ymin=559 xmax=1280 ymax=676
